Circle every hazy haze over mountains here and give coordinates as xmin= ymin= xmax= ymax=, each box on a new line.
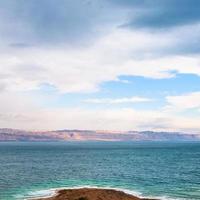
xmin=0 ymin=128 xmax=199 ymax=142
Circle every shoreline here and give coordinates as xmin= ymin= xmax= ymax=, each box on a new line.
xmin=32 ymin=188 xmax=159 ymax=200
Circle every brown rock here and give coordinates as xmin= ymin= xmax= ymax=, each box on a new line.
xmin=35 ymin=188 xmax=158 ymax=200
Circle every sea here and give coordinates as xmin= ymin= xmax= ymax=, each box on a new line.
xmin=0 ymin=141 xmax=199 ymax=200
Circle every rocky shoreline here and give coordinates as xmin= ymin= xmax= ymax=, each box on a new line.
xmin=34 ymin=188 xmax=158 ymax=200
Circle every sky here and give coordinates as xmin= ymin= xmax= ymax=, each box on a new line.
xmin=0 ymin=0 xmax=200 ymax=133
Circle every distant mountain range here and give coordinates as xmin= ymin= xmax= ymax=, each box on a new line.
xmin=0 ymin=128 xmax=199 ymax=142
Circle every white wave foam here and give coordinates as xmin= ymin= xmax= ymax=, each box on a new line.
xmin=18 ymin=189 xmax=57 ymax=200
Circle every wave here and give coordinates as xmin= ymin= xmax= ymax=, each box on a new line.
xmin=15 ymin=189 xmax=57 ymax=200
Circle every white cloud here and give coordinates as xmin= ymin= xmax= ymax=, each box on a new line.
xmin=165 ymin=92 xmax=200 ymax=112
xmin=1 ymin=22 xmax=200 ymax=133
xmin=0 ymin=90 xmax=199 ymax=133
xmin=1 ymin=27 xmax=200 ymax=93
xmin=1 ymin=103 xmax=200 ymax=133
xmin=84 ymin=96 xmax=151 ymax=104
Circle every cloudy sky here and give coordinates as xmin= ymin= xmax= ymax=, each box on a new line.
xmin=0 ymin=0 xmax=200 ymax=133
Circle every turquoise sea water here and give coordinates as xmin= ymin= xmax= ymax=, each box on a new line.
xmin=0 ymin=142 xmax=200 ymax=200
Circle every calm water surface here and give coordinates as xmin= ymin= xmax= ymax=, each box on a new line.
xmin=0 ymin=142 xmax=200 ymax=200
